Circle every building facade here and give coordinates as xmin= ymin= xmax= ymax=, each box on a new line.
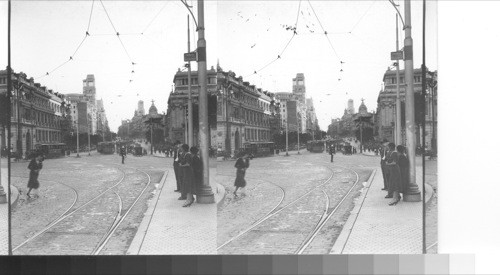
xmin=216 ymin=66 xmax=276 ymax=155
xmin=376 ymin=68 xmax=437 ymax=147
xmin=0 ymin=70 xmax=70 ymax=157
xmin=165 ymin=66 xmax=218 ymax=145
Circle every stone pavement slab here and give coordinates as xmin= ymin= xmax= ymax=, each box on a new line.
xmin=1 ymin=167 xmax=19 ymax=255
xmin=331 ymin=166 xmax=430 ymax=254
xmin=127 ymin=163 xmax=221 ymax=255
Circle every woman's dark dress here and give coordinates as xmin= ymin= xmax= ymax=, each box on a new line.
xmin=27 ymin=159 xmax=42 ymax=189
xmin=397 ymin=153 xmax=409 ymax=194
xmin=234 ymin=158 xmax=249 ymax=188
xmin=181 ymin=152 xmax=197 ymax=195
xmin=386 ymin=151 xmax=402 ymax=194
xmin=191 ymin=154 xmax=203 ymax=194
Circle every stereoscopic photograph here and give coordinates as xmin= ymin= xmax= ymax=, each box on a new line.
xmin=1 ymin=0 xmax=436 ymax=256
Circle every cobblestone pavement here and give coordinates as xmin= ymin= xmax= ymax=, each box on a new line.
xmin=217 ymin=151 xmax=373 ymax=254
xmin=4 ymin=154 xmax=167 ymax=255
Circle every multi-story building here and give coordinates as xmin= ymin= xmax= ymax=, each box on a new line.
xmin=306 ymin=98 xmax=319 ymax=136
xmin=166 ymin=66 xmax=218 ymax=145
xmin=0 ymin=70 xmax=70 ymax=157
xmin=376 ymin=68 xmax=437 ymax=147
xmin=217 ymin=66 xmax=276 ymax=155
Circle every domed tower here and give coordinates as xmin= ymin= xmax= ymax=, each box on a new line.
xmin=148 ymin=100 xmax=158 ymax=116
xmin=358 ymin=99 xmax=368 ymax=115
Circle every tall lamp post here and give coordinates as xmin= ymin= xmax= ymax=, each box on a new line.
xmin=87 ymin=114 xmax=91 ymax=156
xmin=402 ymin=0 xmax=421 ymax=202
xmin=195 ymin=0 xmax=214 ymax=203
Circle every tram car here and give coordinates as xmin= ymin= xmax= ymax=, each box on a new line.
xmin=307 ymin=140 xmax=325 ymax=153
xmin=133 ymin=144 xmax=144 ymax=156
xmin=242 ymin=142 xmax=274 ymax=158
xmin=34 ymin=143 xmax=66 ymax=159
xmin=97 ymin=142 xmax=115 ymax=154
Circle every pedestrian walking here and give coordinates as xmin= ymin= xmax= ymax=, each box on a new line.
xmin=26 ymin=154 xmax=44 ymax=199
xmin=329 ymin=145 xmax=335 ymax=163
xmin=380 ymin=140 xmax=389 ymax=192
xmin=173 ymin=141 xmax=183 ymax=194
xmin=120 ymin=146 xmax=127 ymax=164
xmin=233 ymin=152 xmax=250 ymax=197
xmin=397 ymin=145 xmax=409 ymax=195
xmin=385 ymin=143 xmax=402 ymax=206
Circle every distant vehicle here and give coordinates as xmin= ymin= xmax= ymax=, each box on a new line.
xmin=35 ymin=143 xmax=66 ymax=159
xmin=97 ymin=142 xmax=115 ymax=154
xmin=242 ymin=142 xmax=274 ymax=158
xmin=307 ymin=140 xmax=325 ymax=153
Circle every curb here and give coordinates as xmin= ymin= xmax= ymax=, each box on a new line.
xmin=126 ymin=170 xmax=169 ymax=255
xmin=330 ymin=168 xmax=377 ymax=254
xmin=0 ymin=185 xmax=18 ymax=207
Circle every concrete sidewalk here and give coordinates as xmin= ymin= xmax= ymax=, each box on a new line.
xmin=127 ymin=155 xmax=223 ymax=255
xmin=1 ymin=167 xmax=19 ymax=255
xmin=331 ymin=166 xmax=432 ymax=254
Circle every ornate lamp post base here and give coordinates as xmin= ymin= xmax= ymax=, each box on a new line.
xmin=196 ymin=186 xmax=215 ymax=204
xmin=403 ymin=185 xmax=422 ymax=202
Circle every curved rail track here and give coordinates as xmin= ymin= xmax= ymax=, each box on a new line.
xmin=11 ymin=165 xmax=152 ymax=254
xmin=217 ymin=163 xmax=361 ymax=253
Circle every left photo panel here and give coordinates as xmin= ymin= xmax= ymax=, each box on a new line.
xmin=0 ymin=0 xmax=220 ymax=255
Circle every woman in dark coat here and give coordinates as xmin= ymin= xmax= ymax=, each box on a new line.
xmin=385 ymin=143 xmax=402 ymax=205
xmin=27 ymin=154 xmax=44 ymax=198
xmin=190 ymin=147 xmax=203 ymax=201
xmin=233 ymin=153 xmax=250 ymax=197
xmin=397 ymin=145 xmax=409 ymax=195
xmin=179 ymin=144 xmax=196 ymax=207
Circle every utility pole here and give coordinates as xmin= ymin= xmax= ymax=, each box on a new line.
xmin=195 ymin=0 xmax=214 ymax=203
xmin=87 ymin=115 xmax=91 ymax=156
xmin=76 ymin=120 xmax=80 ymax=157
xmin=421 ymin=0 xmax=427 ymax=254
xmin=285 ymin=118 xmax=289 ymax=156
xmin=395 ymin=13 xmax=402 ymax=145
xmin=187 ymin=15 xmax=194 ymax=147
xmin=297 ymin=112 xmax=300 ymax=155
xmin=402 ymin=0 xmax=421 ymax=202
xmin=150 ymin=122 xmax=154 ymax=155
xmin=6 ymin=0 xmax=13 ymax=255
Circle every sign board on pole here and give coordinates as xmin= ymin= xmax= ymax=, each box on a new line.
xmin=184 ymin=52 xmax=197 ymax=62
xmin=391 ymin=51 xmax=404 ymax=61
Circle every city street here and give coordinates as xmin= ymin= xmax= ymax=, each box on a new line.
xmin=216 ymin=150 xmax=438 ymax=254
xmin=216 ymin=150 xmax=374 ymax=254
xmin=2 ymin=153 xmax=167 ymax=255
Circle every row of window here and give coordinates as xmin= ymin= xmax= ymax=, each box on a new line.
xmin=244 ymin=128 xmax=270 ymax=142
xmin=387 ymin=76 xmax=422 ymax=85
xmin=36 ymin=129 xmax=61 ymax=143
xmin=232 ymin=106 xmax=272 ymax=127
xmin=10 ymin=102 xmax=64 ymax=128
xmin=175 ymin=77 xmax=217 ymax=86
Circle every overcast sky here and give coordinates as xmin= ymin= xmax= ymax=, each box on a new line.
xmin=0 ymin=0 xmax=218 ymax=132
xmin=0 ymin=0 xmax=436 ymax=132
xmin=217 ymin=0 xmax=437 ymax=130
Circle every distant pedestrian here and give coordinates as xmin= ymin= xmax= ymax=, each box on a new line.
xmin=26 ymin=154 xmax=44 ymax=199
xmin=329 ymin=146 xmax=335 ymax=162
xmin=385 ymin=143 xmax=402 ymax=206
xmin=397 ymin=145 xmax=409 ymax=195
xmin=233 ymin=152 xmax=250 ymax=197
xmin=120 ymin=146 xmax=127 ymax=164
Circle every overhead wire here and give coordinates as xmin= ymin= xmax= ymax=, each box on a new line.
xmin=245 ymin=0 xmax=302 ymax=78
xmin=141 ymin=2 xmax=169 ymax=34
xmin=36 ymin=0 xmax=95 ymax=80
xmin=349 ymin=0 xmax=377 ymax=34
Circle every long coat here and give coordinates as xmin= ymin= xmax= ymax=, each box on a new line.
xmin=180 ymin=152 xmax=197 ymax=195
xmin=398 ymin=153 xmax=410 ymax=194
xmin=234 ymin=158 xmax=250 ymax=187
xmin=27 ymin=159 xmax=42 ymax=189
xmin=386 ymin=151 xmax=402 ymax=193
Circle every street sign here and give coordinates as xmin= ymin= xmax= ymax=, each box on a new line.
xmin=391 ymin=51 xmax=404 ymax=61
xmin=184 ymin=51 xmax=197 ymax=62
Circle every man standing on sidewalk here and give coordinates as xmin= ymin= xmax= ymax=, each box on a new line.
xmin=173 ymin=141 xmax=183 ymax=194
xmin=380 ymin=139 xmax=389 ymax=192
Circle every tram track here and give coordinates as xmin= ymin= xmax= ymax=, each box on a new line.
xmin=217 ymin=163 xmax=361 ymax=254
xmin=11 ymin=164 xmax=153 ymax=254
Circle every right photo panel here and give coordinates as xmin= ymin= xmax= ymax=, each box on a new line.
xmin=216 ymin=0 xmax=437 ymax=254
